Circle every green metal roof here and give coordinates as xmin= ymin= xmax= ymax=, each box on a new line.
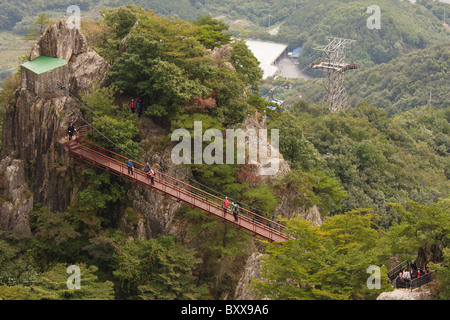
xmin=21 ymin=56 xmax=68 ymax=75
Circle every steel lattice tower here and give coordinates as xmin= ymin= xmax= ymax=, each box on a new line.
xmin=309 ymin=37 xmax=357 ymax=112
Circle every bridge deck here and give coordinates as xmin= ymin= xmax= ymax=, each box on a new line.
xmin=66 ymin=138 xmax=290 ymax=243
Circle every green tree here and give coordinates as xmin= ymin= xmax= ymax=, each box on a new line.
xmin=430 ymin=247 xmax=450 ymax=300
xmin=108 ymin=35 xmax=205 ymax=118
xmin=175 ymin=206 xmax=252 ymax=299
xmin=0 ymin=237 xmax=34 ymax=286
xmin=229 ymin=39 xmax=262 ymax=92
xmin=67 ymin=168 xmax=127 ymax=237
xmin=193 ymin=15 xmax=231 ymax=49
xmin=273 ymin=170 xmax=347 ymax=216
xmin=0 ymin=285 xmax=38 ymax=300
xmin=113 ymin=236 xmax=207 ymax=300
xmin=80 ymin=82 xmax=140 ymax=158
xmin=29 ymin=205 xmax=81 ymax=268
xmin=31 ymin=263 xmax=114 ymax=300
xmin=100 ymin=5 xmax=140 ymax=40
xmin=240 ymin=186 xmax=278 ymax=216
xmin=387 ymin=199 xmax=450 ymax=265
xmin=268 ymin=110 xmax=324 ymax=172
xmin=106 ymin=9 xmax=259 ymax=126
xmin=23 ymin=13 xmax=52 ymax=40
xmin=252 ymin=211 xmax=390 ymax=300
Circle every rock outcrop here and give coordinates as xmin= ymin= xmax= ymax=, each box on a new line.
xmin=29 ymin=20 xmax=109 ymax=95
xmin=377 ymin=287 xmax=434 ymax=300
xmin=234 ymin=252 xmax=266 ymax=300
xmin=233 ymin=112 xmax=323 ymax=300
xmin=208 ymin=44 xmax=236 ymax=71
xmin=30 ymin=20 xmax=88 ymax=61
xmin=0 ymin=158 xmax=33 ymax=233
xmin=239 ymin=112 xmax=323 ymax=225
xmin=0 ymin=20 xmax=110 ymax=232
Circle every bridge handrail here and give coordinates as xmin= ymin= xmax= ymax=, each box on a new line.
xmin=387 ymin=260 xmax=408 ymax=280
xmin=71 ymin=138 xmax=290 ymax=239
xmin=394 ymin=270 xmax=435 ymax=290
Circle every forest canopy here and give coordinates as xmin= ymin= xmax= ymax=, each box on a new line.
xmin=0 ymin=0 xmax=449 ymax=302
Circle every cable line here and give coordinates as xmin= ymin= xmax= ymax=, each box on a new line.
xmin=46 ymin=83 xmax=278 ymax=221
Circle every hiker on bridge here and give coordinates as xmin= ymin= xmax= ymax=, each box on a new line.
xmin=144 ymin=162 xmax=155 ymax=185
xmin=126 ymin=159 xmax=134 ymax=175
xmin=222 ymin=196 xmax=229 ymax=216
xmin=232 ymin=202 xmax=239 ymax=222
xmin=67 ymin=120 xmax=77 ymax=141
xmin=144 ymin=162 xmax=151 ymax=180
xmin=149 ymin=168 xmax=156 ymax=185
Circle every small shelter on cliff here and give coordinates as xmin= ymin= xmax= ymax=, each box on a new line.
xmin=21 ymin=56 xmax=68 ymax=97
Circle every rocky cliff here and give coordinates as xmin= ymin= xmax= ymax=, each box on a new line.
xmin=0 ymin=20 xmax=108 ymax=232
xmin=0 ymin=20 xmax=189 ymax=241
xmin=232 ymin=113 xmax=323 ymax=300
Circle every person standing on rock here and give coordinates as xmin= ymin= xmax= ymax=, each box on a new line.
xmin=67 ymin=120 xmax=77 ymax=141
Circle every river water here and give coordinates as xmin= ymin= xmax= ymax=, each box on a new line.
xmin=245 ymin=39 xmax=312 ymax=80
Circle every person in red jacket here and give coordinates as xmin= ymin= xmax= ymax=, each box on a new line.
xmin=222 ymin=196 xmax=229 ymax=216
xmin=130 ymin=99 xmax=136 ymax=114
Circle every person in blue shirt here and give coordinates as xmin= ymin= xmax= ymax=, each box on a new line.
xmin=126 ymin=159 xmax=134 ymax=175
xmin=144 ymin=162 xmax=151 ymax=181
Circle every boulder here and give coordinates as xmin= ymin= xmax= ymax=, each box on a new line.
xmin=30 ymin=20 xmax=88 ymax=61
xmin=377 ymin=287 xmax=434 ymax=300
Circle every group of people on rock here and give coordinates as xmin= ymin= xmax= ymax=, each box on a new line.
xmin=126 ymin=159 xmax=156 ymax=185
xmin=222 ymin=196 xmax=240 ymax=222
xmin=398 ymin=260 xmax=432 ymax=286
xmin=129 ymin=96 xmax=144 ymax=118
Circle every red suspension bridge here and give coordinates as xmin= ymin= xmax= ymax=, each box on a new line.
xmin=64 ymin=137 xmax=291 ymax=243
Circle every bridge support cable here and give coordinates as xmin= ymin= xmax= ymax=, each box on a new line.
xmin=44 ymin=83 xmax=284 ymax=227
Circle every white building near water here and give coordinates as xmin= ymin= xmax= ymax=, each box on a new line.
xmin=244 ymin=40 xmax=288 ymax=79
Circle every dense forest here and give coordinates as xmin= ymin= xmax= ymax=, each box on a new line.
xmin=269 ymin=100 xmax=449 ymax=228
xmin=0 ymin=1 xmax=449 ymax=302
